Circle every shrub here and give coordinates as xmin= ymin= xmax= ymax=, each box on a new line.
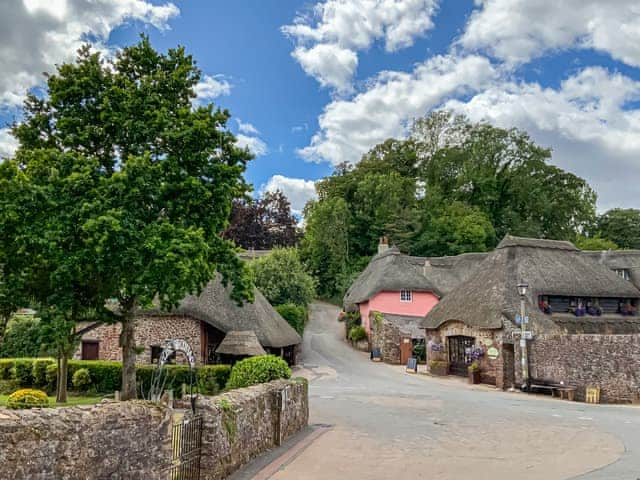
xmin=32 ymin=359 xmax=55 ymax=388
xmin=72 ymin=368 xmax=92 ymax=392
xmin=0 ymin=359 xmax=14 ymax=380
xmin=0 ymin=380 xmax=21 ymax=394
xmin=6 ymin=388 xmax=49 ymax=409
xmin=0 ymin=316 xmax=45 ymax=358
xmin=348 ymin=326 xmax=367 ymax=343
xmin=226 ymin=355 xmax=291 ymax=390
xmin=275 ymin=303 xmax=307 ymax=334
xmin=12 ymin=359 xmax=35 ymax=386
xmin=45 ymin=363 xmax=58 ymax=393
xmin=196 ymin=365 xmax=231 ymax=395
xmin=68 ymin=361 xmax=121 ymax=393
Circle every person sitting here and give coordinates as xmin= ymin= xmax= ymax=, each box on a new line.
xmin=540 ymin=300 xmax=552 ymax=315
xmin=574 ymin=301 xmax=586 ymax=317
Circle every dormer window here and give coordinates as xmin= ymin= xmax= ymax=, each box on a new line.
xmin=615 ymin=269 xmax=631 ymax=281
xmin=400 ymin=289 xmax=412 ymax=302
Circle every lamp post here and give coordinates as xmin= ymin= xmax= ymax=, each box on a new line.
xmin=517 ymin=282 xmax=529 ymax=390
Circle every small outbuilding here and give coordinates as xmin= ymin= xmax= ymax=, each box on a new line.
xmin=215 ymin=330 xmax=267 ymax=363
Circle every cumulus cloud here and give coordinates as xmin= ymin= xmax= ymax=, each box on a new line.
xmin=299 ymin=54 xmax=497 ymax=164
xmin=262 ymin=175 xmax=317 ymax=214
xmin=443 ymin=67 xmax=640 ymax=210
xmin=0 ymin=129 xmax=18 ymax=159
xmin=461 ymin=0 xmax=640 ymax=66
xmin=193 ymin=74 xmax=231 ymax=104
xmin=282 ymin=0 xmax=438 ymax=91
xmin=236 ymin=119 xmax=260 ymax=135
xmin=0 ymin=0 xmax=179 ymax=110
xmin=236 ymin=134 xmax=268 ymax=157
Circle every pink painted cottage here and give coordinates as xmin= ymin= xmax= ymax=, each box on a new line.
xmin=343 ymin=238 xmax=486 ymax=363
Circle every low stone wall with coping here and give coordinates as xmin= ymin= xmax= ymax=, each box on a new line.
xmin=0 ymin=401 xmax=173 ymax=479
xmin=176 ymin=378 xmax=309 ymax=480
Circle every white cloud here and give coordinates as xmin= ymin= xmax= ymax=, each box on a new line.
xmin=262 ymin=175 xmax=317 ymax=214
xmin=194 ymin=74 xmax=231 ymax=104
xmin=282 ymin=0 xmax=438 ymax=91
xmin=299 ymin=54 xmax=497 ymax=164
xmin=461 ymin=0 xmax=640 ymax=66
xmin=0 ymin=129 xmax=18 ymax=159
xmin=0 ymin=0 xmax=179 ymax=110
xmin=443 ymin=67 xmax=640 ymax=210
xmin=236 ymin=134 xmax=268 ymax=157
xmin=236 ymin=119 xmax=260 ymax=135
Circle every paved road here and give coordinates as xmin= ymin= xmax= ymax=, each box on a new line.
xmin=273 ymin=302 xmax=640 ymax=480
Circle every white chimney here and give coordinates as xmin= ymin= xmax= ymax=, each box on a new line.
xmin=423 ymin=259 xmax=431 ymax=277
xmin=378 ymin=236 xmax=389 ymax=254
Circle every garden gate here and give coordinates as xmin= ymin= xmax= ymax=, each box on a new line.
xmin=448 ymin=335 xmax=474 ymax=376
xmin=168 ymin=413 xmax=203 ymax=480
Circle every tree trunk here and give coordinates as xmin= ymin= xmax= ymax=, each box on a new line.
xmin=119 ymin=314 xmax=137 ymax=400
xmin=56 ymin=354 xmax=68 ymax=403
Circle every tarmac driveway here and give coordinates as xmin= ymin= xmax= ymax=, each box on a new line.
xmin=275 ymin=302 xmax=640 ymax=480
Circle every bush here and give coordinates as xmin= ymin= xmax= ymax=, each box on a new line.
xmin=275 ymin=303 xmax=307 ymax=334
xmin=196 ymin=365 xmax=232 ymax=395
xmin=12 ymin=359 xmax=35 ymax=386
xmin=0 ymin=316 xmax=46 ymax=358
xmin=136 ymin=365 xmax=193 ymax=398
xmin=0 ymin=359 xmax=14 ymax=380
xmin=72 ymin=368 xmax=92 ymax=392
xmin=6 ymin=388 xmax=49 ymax=409
xmin=68 ymin=361 xmax=121 ymax=393
xmin=348 ymin=326 xmax=367 ymax=343
xmin=226 ymin=355 xmax=291 ymax=390
xmin=32 ymin=359 xmax=55 ymax=388
xmin=45 ymin=363 xmax=58 ymax=393
xmin=0 ymin=380 xmax=21 ymax=394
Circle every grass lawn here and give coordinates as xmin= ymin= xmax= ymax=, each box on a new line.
xmin=0 ymin=394 xmax=105 ymax=408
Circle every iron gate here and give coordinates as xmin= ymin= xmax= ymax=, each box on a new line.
xmin=448 ymin=335 xmax=474 ymax=376
xmin=169 ymin=413 xmax=203 ymax=480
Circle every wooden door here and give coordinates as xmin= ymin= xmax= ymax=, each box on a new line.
xmin=448 ymin=336 xmax=474 ymax=376
xmin=400 ymin=337 xmax=413 ymax=365
xmin=81 ymin=341 xmax=99 ymax=360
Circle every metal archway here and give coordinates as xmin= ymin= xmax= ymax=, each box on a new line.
xmin=149 ymin=339 xmax=198 ymax=412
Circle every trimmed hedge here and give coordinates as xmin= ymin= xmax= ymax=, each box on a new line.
xmin=0 ymin=358 xmax=232 ymax=397
xmin=226 ymin=355 xmax=291 ymax=390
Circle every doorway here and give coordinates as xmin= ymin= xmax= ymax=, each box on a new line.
xmin=447 ymin=336 xmax=474 ymax=376
xmin=81 ymin=341 xmax=100 ymax=360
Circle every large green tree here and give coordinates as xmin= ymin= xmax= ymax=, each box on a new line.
xmin=8 ymin=37 xmax=253 ymax=400
xmin=596 ymin=209 xmax=640 ymax=250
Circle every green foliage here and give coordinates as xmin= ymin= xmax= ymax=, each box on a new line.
xmin=196 ymin=365 xmax=232 ymax=395
xmin=595 ymin=209 xmax=640 ymax=250
xmin=46 ymin=363 xmax=58 ymax=393
xmin=301 ymin=111 xmax=598 ymax=297
xmin=6 ymin=388 xmax=49 ymax=409
xmin=32 ymin=359 xmax=54 ymax=388
xmin=468 ymin=361 xmax=480 ymax=372
xmin=252 ymin=248 xmax=316 ymax=307
xmin=13 ymin=359 xmax=35 ymax=386
xmin=574 ymin=235 xmax=618 ymax=251
xmin=72 ymin=368 xmax=92 ymax=392
xmin=275 ymin=303 xmax=307 ymax=334
xmin=0 ymin=359 xmax=13 ymax=380
xmin=226 ymin=355 xmax=291 ymax=390
xmin=0 ymin=380 xmax=21 ymax=394
xmin=0 ymin=316 xmax=46 ymax=358
xmin=348 ymin=326 xmax=367 ymax=343
xmin=217 ymin=398 xmax=238 ymax=440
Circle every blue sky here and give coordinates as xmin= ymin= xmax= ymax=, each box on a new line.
xmin=1 ymin=0 xmax=640 ymax=213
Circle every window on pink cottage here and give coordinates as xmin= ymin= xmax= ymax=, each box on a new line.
xmin=400 ymin=289 xmax=412 ymax=302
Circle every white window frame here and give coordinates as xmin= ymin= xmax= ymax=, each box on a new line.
xmin=400 ymin=289 xmax=413 ymax=302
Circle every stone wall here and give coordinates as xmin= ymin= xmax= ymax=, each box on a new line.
xmin=75 ymin=314 xmax=203 ymax=365
xmin=529 ymin=334 xmax=640 ymax=403
xmin=0 ymin=401 xmax=172 ymax=480
xmin=370 ymin=314 xmax=401 ymax=363
xmin=176 ymin=379 xmax=309 ymax=480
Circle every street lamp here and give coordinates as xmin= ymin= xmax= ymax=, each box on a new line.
xmin=517 ymin=282 xmax=529 ymax=391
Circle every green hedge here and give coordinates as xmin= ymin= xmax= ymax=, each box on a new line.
xmin=226 ymin=355 xmax=291 ymax=390
xmin=0 ymin=358 xmax=232 ymax=397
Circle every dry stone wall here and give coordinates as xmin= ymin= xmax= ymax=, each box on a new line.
xmin=0 ymin=401 xmax=172 ymax=480
xmin=370 ymin=314 xmax=401 ymax=363
xmin=176 ymin=379 xmax=309 ymax=480
xmin=529 ymin=334 xmax=640 ymax=403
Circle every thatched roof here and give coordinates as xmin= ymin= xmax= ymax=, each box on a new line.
xmin=383 ymin=314 xmax=426 ymax=338
xmin=142 ymin=277 xmax=301 ymax=348
xmin=582 ymin=250 xmax=640 ymax=289
xmin=343 ymin=247 xmax=486 ymax=308
xmin=215 ymin=330 xmax=267 ymax=356
xmin=422 ymin=236 xmax=640 ymax=332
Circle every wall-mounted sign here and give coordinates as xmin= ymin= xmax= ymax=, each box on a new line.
xmin=482 ymin=338 xmax=493 ymax=347
xmin=487 ymin=347 xmax=499 ymax=359
xmin=522 ymin=331 xmax=533 ymax=340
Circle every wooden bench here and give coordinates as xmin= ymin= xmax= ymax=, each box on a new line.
xmin=530 ymin=380 xmax=576 ymax=401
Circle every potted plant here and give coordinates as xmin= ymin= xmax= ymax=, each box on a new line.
xmin=429 ymin=360 xmax=448 ymax=376
xmin=468 ymin=361 xmax=481 ymax=384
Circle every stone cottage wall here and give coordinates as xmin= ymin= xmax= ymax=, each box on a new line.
xmin=370 ymin=314 xmax=401 ymax=363
xmin=529 ymin=334 xmax=640 ymax=403
xmin=0 ymin=401 xmax=172 ymax=480
xmin=75 ymin=314 xmax=203 ymax=365
xmin=176 ymin=379 xmax=309 ymax=480
xmin=425 ymin=321 xmax=505 ymax=388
